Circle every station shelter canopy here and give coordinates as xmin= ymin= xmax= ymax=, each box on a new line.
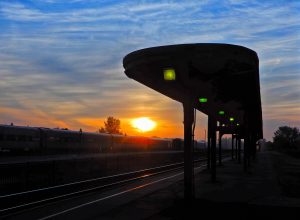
xmin=123 ymin=44 xmax=263 ymax=140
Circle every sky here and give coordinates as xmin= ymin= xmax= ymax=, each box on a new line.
xmin=0 ymin=0 xmax=299 ymax=141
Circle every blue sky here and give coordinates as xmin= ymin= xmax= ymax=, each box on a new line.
xmin=0 ymin=0 xmax=299 ymax=140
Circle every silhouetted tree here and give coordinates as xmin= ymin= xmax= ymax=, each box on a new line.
xmin=103 ymin=116 xmax=122 ymax=134
xmin=99 ymin=127 xmax=106 ymax=133
xmin=273 ymin=126 xmax=300 ymax=149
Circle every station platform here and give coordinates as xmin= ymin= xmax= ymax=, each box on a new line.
xmin=100 ymin=151 xmax=300 ymax=219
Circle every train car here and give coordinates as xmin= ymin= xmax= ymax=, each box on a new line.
xmin=172 ymin=138 xmax=183 ymax=150
xmin=0 ymin=124 xmax=207 ymax=155
xmin=40 ymin=129 xmax=119 ymax=153
xmin=0 ymin=125 xmax=40 ymax=153
xmin=147 ymin=137 xmax=172 ymax=151
xmin=82 ymin=132 xmax=113 ymax=152
xmin=107 ymin=135 xmax=173 ymax=152
xmin=41 ymin=128 xmax=82 ymax=153
xmin=112 ymin=135 xmax=148 ymax=152
xmin=171 ymin=138 xmax=206 ymax=152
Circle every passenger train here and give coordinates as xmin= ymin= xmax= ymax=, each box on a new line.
xmin=0 ymin=124 xmax=206 ymax=154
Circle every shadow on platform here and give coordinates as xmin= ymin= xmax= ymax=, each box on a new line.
xmin=156 ymin=199 xmax=299 ymax=219
xmin=147 ymin=151 xmax=300 ymax=219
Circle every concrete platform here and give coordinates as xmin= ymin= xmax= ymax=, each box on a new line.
xmin=101 ymin=151 xmax=300 ymax=219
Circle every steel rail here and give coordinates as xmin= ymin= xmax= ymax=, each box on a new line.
xmin=40 ymin=165 xmax=207 ymax=220
xmin=0 ymin=153 xmax=229 ymax=216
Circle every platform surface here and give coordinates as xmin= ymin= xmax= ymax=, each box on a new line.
xmin=100 ymin=151 xmax=300 ymax=219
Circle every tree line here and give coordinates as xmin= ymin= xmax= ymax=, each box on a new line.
xmin=270 ymin=126 xmax=300 ymax=155
xmin=99 ymin=116 xmax=123 ymax=135
xmin=97 ymin=118 xmax=300 ymax=152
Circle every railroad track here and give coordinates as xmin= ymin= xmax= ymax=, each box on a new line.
xmin=0 ymin=154 xmax=229 ymax=217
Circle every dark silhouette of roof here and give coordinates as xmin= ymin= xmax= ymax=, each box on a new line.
xmin=123 ymin=43 xmax=262 ymax=140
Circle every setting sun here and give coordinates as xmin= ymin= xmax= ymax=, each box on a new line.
xmin=131 ymin=117 xmax=156 ymax=132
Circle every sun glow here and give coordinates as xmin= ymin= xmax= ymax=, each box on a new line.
xmin=131 ymin=117 xmax=156 ymax=132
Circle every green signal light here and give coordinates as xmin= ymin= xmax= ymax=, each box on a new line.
xmin=218 ymin=111 xmax=225 ymax=115
xmin=199 ymin=98 xmax=208 ymax=103
xmin=229 ymin=117 xmax=234 ymax=122
xmin=163 ymin=68 xmax=176 ymax=81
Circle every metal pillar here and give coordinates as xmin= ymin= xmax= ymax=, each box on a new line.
xmin=208 ymin=116 xmax=217 ymax=182
xmin=207 ymin=123 xmax=211 ymax=169
xmin=252 ymin=133 xmax=257 ymax=160
xmin=218 ymin=132 xmax=222 ymax=166
xmin=238 ymin=138 xmax=241 ymax=164
xmin=244 ymin=134 xmax=249 ymax=172
xmin=243 ymin=112 xmax=250 ymax=172
xmin=248 ymin=133 xmax=252 ymax=167
xmin=235 ymin=136 xmax=238 ymax=160
xmin=231 ymin=134 xmax=235 ymax=160
xmin=183 ymin=100 xmax=195 ymax=200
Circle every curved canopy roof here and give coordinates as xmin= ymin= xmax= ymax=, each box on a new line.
xmin=123 ymin=43 xmax=262 ymax=140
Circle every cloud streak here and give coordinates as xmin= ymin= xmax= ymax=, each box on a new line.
xmin=0 ymin=0 xmax=299 ymax=140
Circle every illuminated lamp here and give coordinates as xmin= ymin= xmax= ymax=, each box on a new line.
xmin=229 ymin=117 xmax=234 ymax=122
xmin=218 ymin=111 xmax=225 ymax=115
xmin=163 ymin=68 xmax=176 ymax=81
xmin=199 ymin=98 xmax=208 ymax=103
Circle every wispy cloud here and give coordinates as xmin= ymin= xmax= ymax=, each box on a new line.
xmin=0 ymin=0 xmax=299 ymax=140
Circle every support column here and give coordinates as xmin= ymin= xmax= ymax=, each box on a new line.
xmin=252 ymin=133 xmax=257 ymax=160
xmin=218 ymin=132 xmax=222 ymax=166
xmin=183 ymin=99 xmax=195 ymax=200
xmin=208 ymin=116 xmax=217 ymax=182
xmin=235 ymin=136 xmax=238 ymax=160
xmin=231 ymin=134 xmax=235 ymax=160
xmin=207 ymin=122 xmax=211 ymax=169
xmin=243 ymin=112 xmax=250 ymax=172
xmin=244 ymin=134 xmax=249 ymax=172
xmin=238 ymin=138 xmax=241 ymax=164
xmin=247 ymin=133 xmax=252 ymax=167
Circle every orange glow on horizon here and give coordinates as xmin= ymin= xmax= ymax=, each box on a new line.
xmin=0 ymin=104 xmax=233 ymax=140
